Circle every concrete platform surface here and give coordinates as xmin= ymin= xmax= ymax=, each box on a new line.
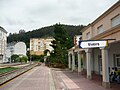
xmin=0 ymin=64 xmax=54 ymax=90
xmin=1 ymin=64 xmax=119 ymax=90
xmin=52 ymin=69 xmax=120 ymax=90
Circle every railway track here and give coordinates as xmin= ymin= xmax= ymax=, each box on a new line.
xmin=0 ymin=63 xmax=38 ymax=86
xmin=0 ymin=63 xmax=32 ymax=77
xmin=0 ymin=69 xmax=18 ymax=77
xmin=0 ymin=63 xmax=22 ymax=68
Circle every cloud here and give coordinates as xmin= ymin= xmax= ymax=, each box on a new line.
xmin=0 ymin=0 xmax=118 ymax=34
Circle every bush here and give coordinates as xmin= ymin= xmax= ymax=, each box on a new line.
xmin=21 ymin=56 xmax=28 ymax=63
xmin=31 ymin=55 xmax=44 ymax=62
xmin=15 ymin=55 xmax=28 ymax=63
xmin=11 ymin=54 xmax=19 ymax=62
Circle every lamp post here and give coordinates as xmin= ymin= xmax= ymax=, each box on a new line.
xmin=27 ymin=48 xmax=31 ymax=64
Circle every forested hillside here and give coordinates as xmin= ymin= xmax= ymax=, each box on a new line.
xmin=7 ymin=24 xmax=85 ymax=47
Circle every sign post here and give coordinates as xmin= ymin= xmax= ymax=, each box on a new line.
xmin=79 ymin=40 xmax=108 ymax=48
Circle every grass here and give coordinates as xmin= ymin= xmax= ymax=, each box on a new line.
xmin=0 ymin=67 xmax=18 ymax=74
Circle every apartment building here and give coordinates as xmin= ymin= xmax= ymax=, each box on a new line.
xmin=0 ymin=26 xmax=7 ymax=63
xmin=68 ymin=1 xmax=120 ymax=88
xmin=6 ymin=42 xmax=27 ymax=62
xmin=30 ymin=38 xmax=54 ymax=55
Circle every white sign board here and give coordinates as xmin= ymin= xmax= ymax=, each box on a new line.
xmin=79 ymin=40 xmax=108 ymax=48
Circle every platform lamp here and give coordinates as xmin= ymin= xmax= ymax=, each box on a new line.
xmin=27 ymin=48 xmax=31 ymax=64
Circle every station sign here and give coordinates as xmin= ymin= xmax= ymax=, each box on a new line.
xmin=79 ymin=40 xmax=108 ymax=48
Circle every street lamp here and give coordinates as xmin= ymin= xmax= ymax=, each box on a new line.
xmin=27 ymin=48 xmax=31 ymax=64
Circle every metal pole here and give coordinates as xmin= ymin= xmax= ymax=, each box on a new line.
xmin=29 ymin=48 xmax=31 ymax=64
xmin=30 ymin=50 xmax=31 ymax=64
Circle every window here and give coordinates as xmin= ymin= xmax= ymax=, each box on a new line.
xmin=86 ymin=32 xmax=90 ymax=39
xmin=115 ymin=54 xmax=120 ymax=67
xmin=97 ymin=25 xmax=104 ymax=34
xmin=111 ymin=14 xmax=120 ymax=27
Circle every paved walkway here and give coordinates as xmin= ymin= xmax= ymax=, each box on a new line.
xmin=0 ymin=64 xmax=55 ymax=90
xmin=1 ymin=65 xmax=119 ymax=90
xmin=52 ymin=69 xmax=120 ymax=90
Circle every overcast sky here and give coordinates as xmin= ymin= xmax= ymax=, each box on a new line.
xmin=0 ymin=0 xmax=119 ymax=34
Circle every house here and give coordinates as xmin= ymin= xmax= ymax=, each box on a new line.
xmin=0 ymin=26 xmax=7 ymax=63
xmin=30 ymin=38 xmax=54 ymax=55
xmin=6 ymin=42 xmax=27 ymax=62
xmin=68 ymin=1 xmax=120 ymax=88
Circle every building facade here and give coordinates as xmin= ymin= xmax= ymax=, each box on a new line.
xmin=30 ymin=38 xmax=54 ymax=55
xmin=6 ymin=42 xmax=27 ymax=62
xmin=68 ymin=1 xmax=120 ymax=88
xmin=0 ymin=26 xmax=7 ymax=63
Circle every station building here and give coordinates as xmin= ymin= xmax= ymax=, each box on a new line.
xmin=68 ymin=1 xmax=120 ymax=88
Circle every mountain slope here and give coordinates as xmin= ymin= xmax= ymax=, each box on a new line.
xmin=7 ymin=24 xmax=85 ymax=47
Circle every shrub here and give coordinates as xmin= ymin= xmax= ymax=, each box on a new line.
xmin=11 ymin=54 xmax=19 ymax=62
xmin=21 ymin=56 xmax=28 ymax=63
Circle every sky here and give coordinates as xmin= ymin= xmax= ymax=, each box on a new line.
xmin=0 ymin=0 xmax=119 ymax=34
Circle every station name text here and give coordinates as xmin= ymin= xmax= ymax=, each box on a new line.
xmin=88 ymin=43 xmax=99 ymax=46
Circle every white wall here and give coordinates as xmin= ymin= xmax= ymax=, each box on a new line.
xmin=82 ymin=49 xmax=95 ymax=72
xmin=93 ymin=48 xmax=101 ymax=74
xmin=14 ymin=42 xmax=26 ymax=56
xmin=0 ymin=28 xmax=7 ymax=63
xmin=5 ymin=47 xmax=11 ymax=62
xmin=108 ymin=42 xmax=120 ymax=69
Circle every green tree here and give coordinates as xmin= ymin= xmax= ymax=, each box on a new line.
xmin=11 ymin=54 xmax=19 ymax=62
xmin=44 ymin=49 xmax=50 ymax=56
xmin=50 ymin=23 xmax=73 ymax=68
xmin=31 ymin=55 xmax=44 ymax=62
